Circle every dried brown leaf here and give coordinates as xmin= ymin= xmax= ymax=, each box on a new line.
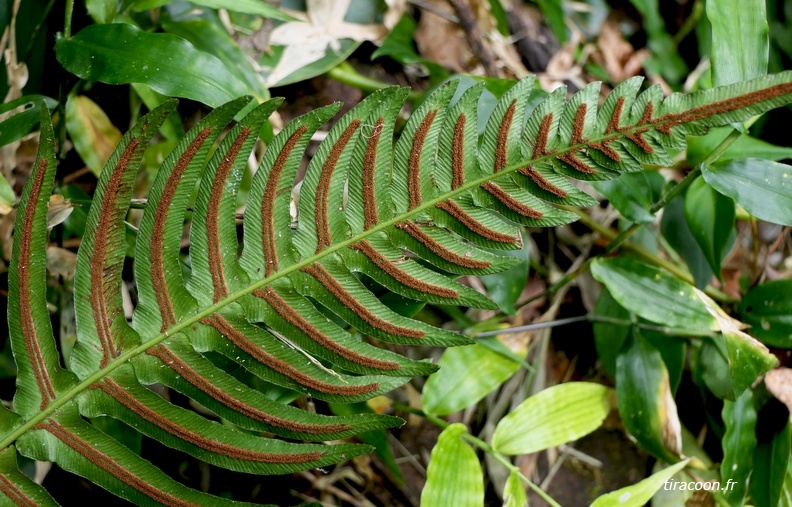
xmin=765 ymin=368 xmax=792 ymax=416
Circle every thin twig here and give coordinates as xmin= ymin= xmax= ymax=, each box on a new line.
xmin=448 ymin=0 xmax=500 ymax=77
xmin=408 ymin=0 xmax=460 ymax=23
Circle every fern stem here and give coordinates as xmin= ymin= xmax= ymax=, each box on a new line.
xmin=328 ymin=62 xmax=424 ymax=102
xmin=394 ymin=403 xmax=563 ymax=507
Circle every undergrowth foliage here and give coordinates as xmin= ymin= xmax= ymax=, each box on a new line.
xmin=4 ymin=72 xmax=792 ymax=505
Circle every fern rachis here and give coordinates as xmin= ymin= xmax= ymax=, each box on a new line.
xmin=3 ymin=72 xmax=792 ymax=505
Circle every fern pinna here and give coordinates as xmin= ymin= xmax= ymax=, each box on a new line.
xmin=3 ymin=72 xmax=792 ymax=505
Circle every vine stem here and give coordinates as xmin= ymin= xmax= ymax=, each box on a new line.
xmin=328 ymin=62 xmax=424 ymax=102
xmin=392 ymin=403 xmax=563 ymax=507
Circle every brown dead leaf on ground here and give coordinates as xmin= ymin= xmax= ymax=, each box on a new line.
xmin=540 ymin=37 xmax=581 ymax=91
xmin=46 ymin=246 xmax=78 ymax=281
xmin=46 ymin=195 xmax=74 ymax=230
xmin=592 ymin=18 xmax=649 ymax=82
xmin=415 ymin=0 xmax=526 ymax=77
xmin=466 ymin=0 xmax=527 ymax=78
xmin=415 ymin=0 xmax=469 ymax=73
xmin=765 ymin=368 xmax=792 ymax=417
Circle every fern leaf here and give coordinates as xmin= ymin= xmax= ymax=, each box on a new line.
xmin=8 ymin=107 xmax=77 ymax=418
xmin=3 ymin=72 xmax=792 ymax=505
xmin=0 ymin=445 xmax=58 ymax=506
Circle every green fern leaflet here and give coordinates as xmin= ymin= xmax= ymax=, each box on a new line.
xmin=3 ymin=72 xmax=792 ymax=505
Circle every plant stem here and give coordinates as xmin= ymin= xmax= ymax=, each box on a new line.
xmin=64 ymin=0 xmax=75 ymax=39
xmin=328 ymin=62 xmax=424 ymax=102
xmin=475 ymin=315 xmax=715 ymax=337
xmin=674 ymin=0 xmax=703 ymax=44
xmin=570 ymin=207 xmax=735 ymax=302
xmin=605 ymin=128 xmax=743 ymax=255
xmin=393 ymin=403 xmax=563 ymax=507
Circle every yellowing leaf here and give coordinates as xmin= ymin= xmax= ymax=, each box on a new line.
xmin=421 ymin=424 xmax=484 ymax=507
xmin=492 ymin=382 xmax=612 ymax=455
xmin=65 ymin=95 xmax=122 ymax=177
xmin=423 ymin=343 xmax=520 ymax=416
xmin=590 ymin=459 xmax=690 ymax=507
xmin=503 ymin=470 xmax=528 ymax=507
xmin=0 ymin=173 xmax=14 ymax=215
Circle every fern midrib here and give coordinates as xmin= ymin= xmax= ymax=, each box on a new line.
xmin=0 ymin=109 xmax=731 ymax=450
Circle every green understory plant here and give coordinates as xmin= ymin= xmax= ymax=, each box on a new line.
xmin=3 ymin=64 xmax=792 ymax=505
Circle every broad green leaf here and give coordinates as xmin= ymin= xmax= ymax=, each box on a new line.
xmin=65 ymin=95 xmax=122 ymax=177
xmin=423 ymin=343 xmax=520 ymax=416
xmin=129 ymin=0 xmax=298 ymax=21
xmin=643 ymin=330 xmax=686 ymax=395
xmin=86 ymin=0 xmax=117 ymax=23
xmin=162 ymin=19 xmax=268 ymax=101
xmin=750 ymin=406 xmax=791 ymax=507
xmin=594 ymin=289 xmax=685 ymax=392
xmin=590 ymin=459 xmax=690 ymax=507
xmin=591 ymin=258 xmax=717 ymax=333
xmin=130 ymin=83 xmax=184 ymax=143
xmin=739 ymin=279 xmax=792 ymax=347
xmin=0 ymin=95 xmax=58 ymax=147
xmin=503 ymin=469 xmax=528 ymax=507
xmin=593 ymin=288 xmax=632 ymax=378
xmin=616 ymin=330 xmax=681 ymax=462
xmin=492 ymin=382 xmax=612 ymax=455
xmin=721 ymin=389 xmax=756 ymax=505
xmin=703 ymin=159 xmax=792 ymax=227
xmin=591 ymin=170 xmax=664 ymax=224
xmin=536 ymin=0 xmax=566 ymax=43
xmin=421 ymin=423 xmax=484 ymax=507
xmin=707 ymin=0 xmax=768 ymax=87
xmin=697 ymin=289 xmax=778 ymax=396
xmin=56 ymin=23 xmax=248 ymax=107
xmin=724 ymin=330 xmax=778 ymax=397
xmin=660 ymin=189 xmax=713 ymax=289
xmin=696 ymin=338 xmax=736 ymax=400
xmin=687 ymin=126 xmax=792 ymax=166
xmin=684 ymin=177 xmax=735 ymax=279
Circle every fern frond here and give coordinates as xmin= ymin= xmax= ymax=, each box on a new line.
xmin=3 ymin=72 xmax=792 ymax=505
